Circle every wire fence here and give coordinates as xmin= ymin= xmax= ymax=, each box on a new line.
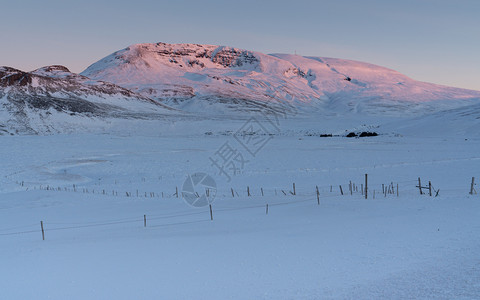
xmin=0 ymin=176 xmax=477 ymax=240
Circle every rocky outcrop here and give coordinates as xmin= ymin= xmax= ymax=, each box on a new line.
xmin=0 ymin=67 xmax=32 ymax=87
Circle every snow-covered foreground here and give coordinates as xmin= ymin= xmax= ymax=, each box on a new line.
xmin=1 ymin=132 xmax=479 ymax=299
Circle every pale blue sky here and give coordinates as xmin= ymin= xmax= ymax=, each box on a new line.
xmin=1 ymin=0 xmax=479 ymax=90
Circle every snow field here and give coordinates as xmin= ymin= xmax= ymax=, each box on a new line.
xmin=1 ymin=133 xmax=479 ymax=299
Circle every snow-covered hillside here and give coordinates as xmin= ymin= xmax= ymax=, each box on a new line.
xmin=2 ymin=42 xmax=480 ymax=135
xmin=82 ymin=42 xmax=480 ymax=116
xmin=0 ymin=65 xmax=174 ymax=135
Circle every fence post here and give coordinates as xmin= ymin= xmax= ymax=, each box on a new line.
xmin=365 ymin=174 xmax=368 ymax=200
xmin=293 ymin=183 xmax=296 ymax=196
xmin=339 ymin=185 xmax=343 ymax=195
xmin=266 ymin=204 xmax=269 ymax=215
xmin=470 ymin=177 xmax=475 ymax=195
xmin=209 ymin=204 xmax=213 ymax=221
xmin=40 ymin=221 xmax=45 ymax=241
xmin=144 ymin=215 xmax=147 ymax=227
xmin=316 ymin=186 xmax=320 ymax=205
xmin=418 ymin=178 xmax=423 ymax=195
xmin=429 ymin=181 xmax=432 ymax=196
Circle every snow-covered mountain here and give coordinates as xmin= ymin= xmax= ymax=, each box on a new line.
xmin=0 ymin=65 xmax=173 ymax=134
xmin=82 ymin=42 xmax=480 ymax=116
xmin=2 ymin=42 xmax=480 ymax=135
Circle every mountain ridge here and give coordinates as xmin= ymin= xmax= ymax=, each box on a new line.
xmin=1 ymin=42 xmax=480 ymax=135
xmin=0 ymin=64 xmax=174 ymax=135
xmin=81 ymin=42 xmax=480 ymax=117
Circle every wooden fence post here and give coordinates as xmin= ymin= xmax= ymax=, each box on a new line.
xmin=144 ymin=215 xmax=147 ymax=227
xmin=266 ymin=204 xmax=269 ymax=215
xmin=40 ymin=221 xmax=45 ymax=241
xmin=470 ymin=177 xmax=475 ymax=195
xmin=365 ymin=174 xmax=368 ymax=200
xmin=429 ymin=181 xmax=432 ymax=196
xmin=339 ymin=185 xmax=344 ymax=195
xmin=316 ymin=186 xmax=320 ymax=205
xmin=209 ymin=204 xmax=213 ymax=221
xmin=418 ymin=178 xmax=423 ymax=195
xmin=293 ymin=183 xmax=296 ymax=196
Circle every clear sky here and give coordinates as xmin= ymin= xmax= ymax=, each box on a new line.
xmin=1 ymin=0 xmax=479 ymax=90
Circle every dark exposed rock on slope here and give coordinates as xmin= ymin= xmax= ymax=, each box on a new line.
xmin=0 ymin=66 xmax=173 ymax=134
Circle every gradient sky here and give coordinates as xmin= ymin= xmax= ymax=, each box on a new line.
xmin=1 ymin=0 xmax=479 ymax=90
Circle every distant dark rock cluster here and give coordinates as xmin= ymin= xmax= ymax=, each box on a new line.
xmin=304 ymin=132 xmax=334 ymax=137
xmin=346 ymin=132 xmax=357 ymax=137
xmin=359 ymin=132 xmax=378 ymax=137
xmin=346 ymin=131 xmax=378 ymax=138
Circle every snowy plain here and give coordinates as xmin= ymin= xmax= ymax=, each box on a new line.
xmin=1 ymin=115 xmax=480 ymax=300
